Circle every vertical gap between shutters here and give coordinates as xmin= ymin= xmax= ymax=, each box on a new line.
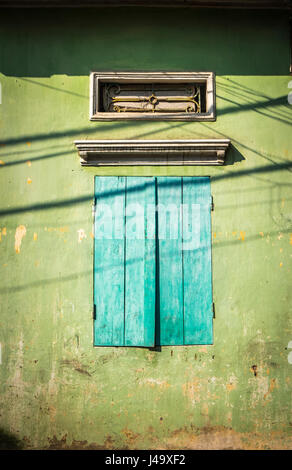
xmin=181 ymin=177 xmax=185 ymax=346
xmin=123 ymin=177 xmax=127 ymax=347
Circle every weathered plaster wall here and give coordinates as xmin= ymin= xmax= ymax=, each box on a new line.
xmin=0 ymin=8 xmax=291 ymax=449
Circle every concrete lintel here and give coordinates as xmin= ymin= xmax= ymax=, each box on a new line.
xmin=74 ymin=139 xmax=231 ymax=166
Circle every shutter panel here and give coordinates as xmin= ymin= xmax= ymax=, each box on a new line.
xmin=157 ymin=176 xmax=213 ymax=346
xmin=157 ymin=177 xmax=184 ymax=346
xmin=94 ymin=177 xmax=126 ymax=346
xmin=94 ymin=176 xmax=213 ymax=347
xmin=125 ymin=177 xmax=156 ymax=347
xmin=182 ymin=177 xmax=213 ymax=345
xmin=94 ymin=176 xmax=156 ymax=347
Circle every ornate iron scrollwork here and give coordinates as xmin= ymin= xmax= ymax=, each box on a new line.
xmin=102 ymin=83 xmax=203 ymax=113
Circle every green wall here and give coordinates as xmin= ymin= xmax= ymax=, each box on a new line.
xmin=0 ymin=7 xmax=291 ymax=449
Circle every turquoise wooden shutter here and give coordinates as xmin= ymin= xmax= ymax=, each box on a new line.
xmin=157 ymin=177 xmax=184 ymax=345
xmin=182 ymin=177 xmax=213 ymax=345
xmin=94 ymin=177 xmax=156 ymax=347
xmin=157 ymin=176 xmax=213 ymax=345
xmin=94 ymin=176 xmax=213 ymax=347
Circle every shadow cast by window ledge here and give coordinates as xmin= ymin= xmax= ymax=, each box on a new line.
xmin=223 ymin=144 xmax=245 ymax=166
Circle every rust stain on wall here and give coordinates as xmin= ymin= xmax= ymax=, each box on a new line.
xmin=160 ymin=426 xmax=292 ymax=450
xmin=122 ymin=428 xmax=140 ymax=448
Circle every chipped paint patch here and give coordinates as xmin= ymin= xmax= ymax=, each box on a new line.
xmin=0 ymin=227 xmax=7 ymax=242
xmin=122 ymin=428 xmax=140 ymax=447
xmin=239 ymin=231 xmax=246 ymax=241
xmin=140 ymin=378 xmax=170 ymax=389
xmin=249 ymin=375 xmax=270 ymax=407
xmin=77 ymin=229 xmax=87 ymax=243
xmin=226 ymin=375 xmax=238 ymax=392
xmin=201 ymin=403 xmax=208 ymax=416
xmin=287 ymin=341 xmax=292 ymax=364
xmin=47 ymin=226 xmax=69 ymax=233
xmin=14 ymin=225 xmax=26 ymax=253
xmin=182 ymin=377 xmax=202 ymax=405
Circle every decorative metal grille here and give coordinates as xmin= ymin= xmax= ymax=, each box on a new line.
xmin=101 ymin=83 xmax=206 ymax=114
xmin=90 ymin=72 xmax=215 ymax=121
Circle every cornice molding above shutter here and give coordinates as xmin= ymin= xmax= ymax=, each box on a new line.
xmin=74 ymin=139 xmax=231 ymax=166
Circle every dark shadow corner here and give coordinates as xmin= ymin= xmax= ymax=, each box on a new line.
xmin=224 ymin=143 xmax=246 ymax=166
xmin=0 ymin=428 xmax=24 ymax=450
xmin=148 ymin=346 xmax=162 ymax=352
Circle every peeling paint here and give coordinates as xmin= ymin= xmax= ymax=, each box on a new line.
xmin=47 ymin=226 xmax=69 ymax=233
xmin=77 ymin=229 xmax=87 ymax=243
xmin=226 ymin=375 xmax=238 ymax=392
xmin=239 ymin=231 xmax=246 ymax=241
xmin=140 ymin=378 xmax=170 ymax=389
xmin=182 ymin=377 xmax=203 ymax=405
xmin=14 ymin=225 xmax=26 ymax=253
xmin=0 ymin=226 xmax=7 ymax=242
